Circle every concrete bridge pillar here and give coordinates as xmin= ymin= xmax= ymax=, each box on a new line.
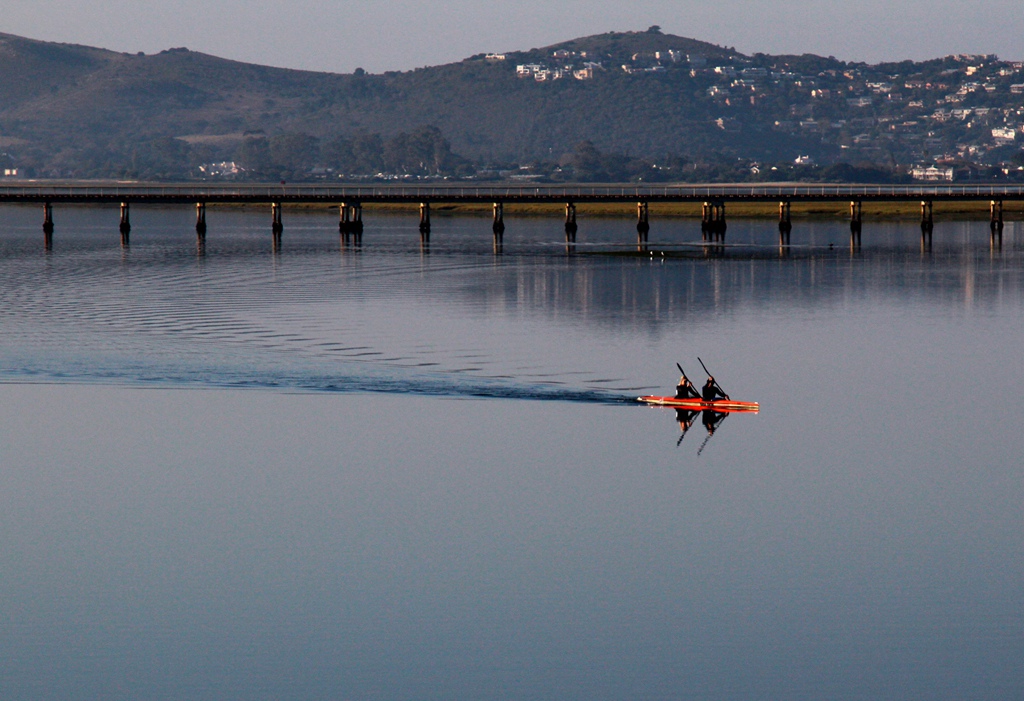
xmin=703 ymin=201 xmax=726 ymax=241
xmin=778 ymin=200 xmax=792 ymax=230
xmin=43 ymin=202 xmax=54 ymax=249
xmin=920 ymin=200 xmax=934 ymax=250
xmin=636 ymin=201 xmax=650 ymax=242
xmin=565 ymin=202 xmax=577 ymax=242
xmin=779 ymin=201 xmax=792 ymax=245
xmin=339 ymin=202 xmax=364 ymax=238
xmin=920 ymin=200 xmax=933 ymax=230
xmin=352 ymin=203 xmax=364 ymax=247
xmin=195 ymin=202 xmax=207 ymax=237
xmin=492 ymin=202 xmax=505 ymax=236
xmin=850 ymin=200 xmax=862 ymax=247
xmin=990 ymin=200 xmax=1004 ymax=233
xmin=272 ymin=202 xmax=284 ymax=236
xmin=419 ymin=202 xmax=431 ymax=238
xmin=991 ymin=200 xmax=1004 ymax=249
xmin=119 ymin=202 xmax=131 ymax=246
xmin=714 ymin=202 xmax=726 ymax=241
xmin=339 ymin=202 xmax=351 ymax=234
xmin=352 ymin=202 xmax=363 ymax=234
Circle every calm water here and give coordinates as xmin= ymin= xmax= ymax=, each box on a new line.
xmin=0 ymin=205 xmax=1022 ymax=700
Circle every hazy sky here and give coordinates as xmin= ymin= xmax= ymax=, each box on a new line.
xmin=5 ymin=0 xmax=1023 ymax=74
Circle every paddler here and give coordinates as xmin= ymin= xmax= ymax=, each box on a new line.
xmin=675 ymin=373 xmax=701 ymax=400
xmin=702 ymin=376 xmax=729 ymax=402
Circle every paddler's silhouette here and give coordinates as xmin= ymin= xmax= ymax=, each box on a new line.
xmin=702 ymin=376 xmax=729 ymax=402
xmin=675 ymin=373 xmax=700 ymax=399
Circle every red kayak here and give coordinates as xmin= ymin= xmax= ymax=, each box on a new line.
xmin=638 ymin=396 xmax=760 ymax=413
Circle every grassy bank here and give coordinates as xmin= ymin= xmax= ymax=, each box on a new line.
xmin=213 ymin=200 xmax=1024 ymax=221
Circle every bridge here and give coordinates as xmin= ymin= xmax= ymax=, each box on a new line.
xmin=2 ymin=182 xmax=1020 ymax=249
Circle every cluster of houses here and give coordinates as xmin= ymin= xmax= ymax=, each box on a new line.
xmin=197 ymin=161 xmax=243 ymax=178
xmin=697 ymin=52 xmax=1024 ymax=180
xmin=514 ymin=47 xmax=708 ymax=82
xmin=515 ymin=61 xmax=603 ymax=82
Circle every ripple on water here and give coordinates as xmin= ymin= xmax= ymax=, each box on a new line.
xmin=0 ymin=221 xmax=635 ymax=403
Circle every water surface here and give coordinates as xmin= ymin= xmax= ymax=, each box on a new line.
xmin=0 ymin=206 xmax=1022 ymax=700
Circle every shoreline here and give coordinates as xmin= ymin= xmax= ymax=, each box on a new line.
xmin=219 ymin=200 xmax=1024 ymax=221
xmin=5 ymin=194 xmax=1022 ymax=222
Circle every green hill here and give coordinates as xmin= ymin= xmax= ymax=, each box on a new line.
xmin=1 ymin=28 xmax=1022 ymax=181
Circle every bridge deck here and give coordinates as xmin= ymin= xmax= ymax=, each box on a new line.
xmin=1 ymin=182 xmax=1023 ymax=204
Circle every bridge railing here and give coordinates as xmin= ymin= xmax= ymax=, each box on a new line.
xmin=1 ymin=182 xmax=1024 ymax=201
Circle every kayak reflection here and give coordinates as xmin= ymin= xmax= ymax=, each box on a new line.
xmin=697 ymin=411 xmax=729 ymax=455
xmin=673 ymin=408 xmax=729 ymax=452
xmin=702 ymin=409 xmax=727 ymax=435
xmin=675 ymin=408 xmax=700 ymax=446
xmin=671 ymin=405 xmax=737 ymax=454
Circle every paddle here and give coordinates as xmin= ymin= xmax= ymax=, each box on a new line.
xmin=696 ymin=430 xmax=713 ymax=455
xmin=675 ymin=362 xmax=702 ymax=400
xmin=697 ymin=356 xmax=728 ymax=399
xmin=697 ymin=412 xmax=728 ymax=456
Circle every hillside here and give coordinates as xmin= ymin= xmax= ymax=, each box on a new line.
xmin=1 ymin=28 xmax=1022 ymax=181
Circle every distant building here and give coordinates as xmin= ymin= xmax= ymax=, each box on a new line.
xmin=1010 ymin=84 xmax=1024 ymax=94
xmin=485 ymin=53 xmax=506 ymax=61
xmin=992 ymin=127 xmax=1018 ymax=144
xmin=516 ymin=64 xmax=543 ymax=78
xmin=534 ymin=68 xmax=567 ymax=82
xmin=911 ymin=165 xmax=954 ymax=181
xmin=198 ymin=161 xmax=242 ymax=177
xmin=2 ymin=168 xmax=18 ymax=177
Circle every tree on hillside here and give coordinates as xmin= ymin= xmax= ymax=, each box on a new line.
xmin=269 ymin=132 xmax=320 ymax=179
